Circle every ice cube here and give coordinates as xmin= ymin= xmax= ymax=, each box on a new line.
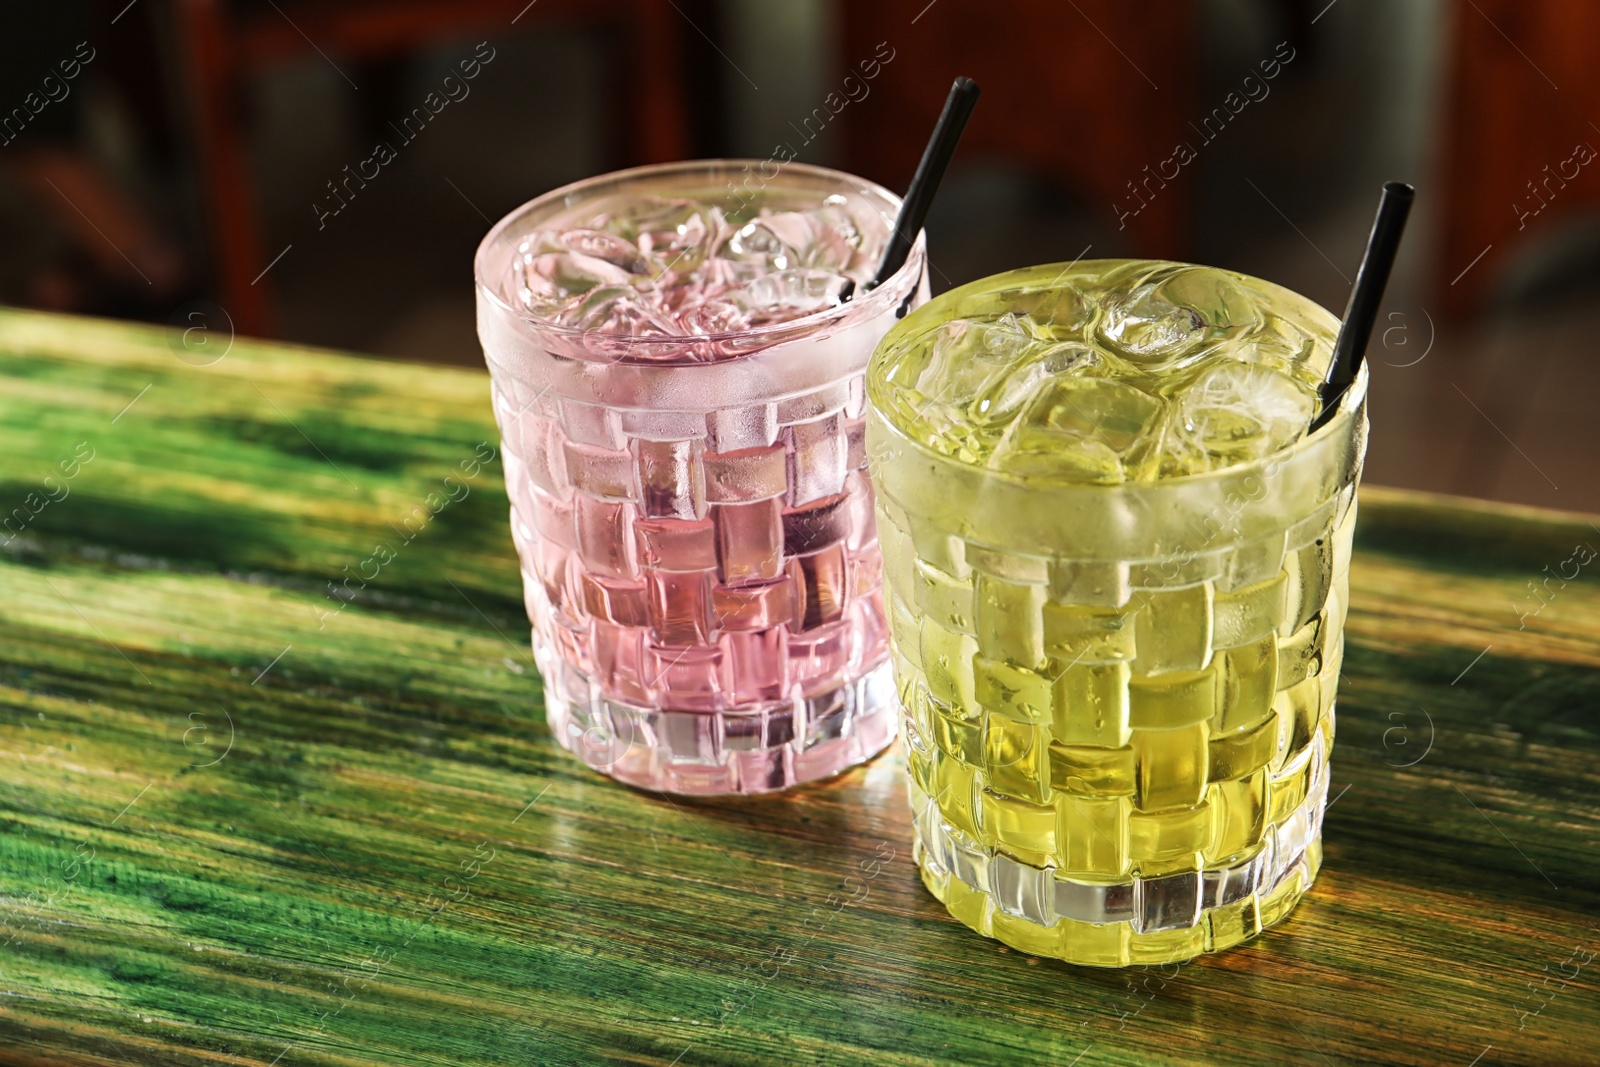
xmin=615 ymin=200 xmax=723 ymax=276
xmin=990 ymin=377 xmax=1165 ymax=482
xmin=602 ymin=196 xmax=709 ymax=241
xmin=558 ymin=229 xmax=647 ymax=273
xmin=682 ymin=298 xmax=751 ymax=335
xmin=1165 ymin=362 xmax=1315 ymax=471
xmin=980 ymin=283 xmax=1095 ymax=340
xmin=912 ymin=315 xmax=1043 ymax=405
xmin=568 ymin=286 xmax=680 ymax=337
xmin=1099 ymin=266 xmax=1262 ymax=367
xmin=1155 ymin=428 xmax=1211 ymax=479
xmin=679 ymin=266 xmax=850 ymax=334
xmin=725 ymin=216 xmax=793 ymax=269
xmin=991 ymin=429 xmax=1125 ymax=482
xmin=1158 ymin=267 xmax=1262 ymax=331
xmin=970 ymin=342 xmax=1102 ymax=426
xmin=754 ymin=212 xmax=815 ymax=251
xmin=1027 ymin=378 xmax=1165 ymax=453
xmin=517 ymin=249 xmax=642 ymax=319
xmin=529 ymin=251 xmax=634 ymax=297
xmin=979 ymin=314 xmax=1041 ymax=358
xmin=1100 ymin=288 xmax=1202 ymax=360
xmin=512 ymin=189 xmax=892 ymax=337
xmin=802 ymin=203 xmax=865 ymax=273
xmin=726 ymin=268 xmax=850 ymax=325
xmin=723 ymin=206 xmax=866 ymax=277
xmin=1234 ymin=312 xmax=1331 ymax=391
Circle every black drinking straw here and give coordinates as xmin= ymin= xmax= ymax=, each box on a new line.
xmin=858 ymin=76 xmax=981 ymax=296
xmin=1308 ymin=180 xmax=1415 ymax=433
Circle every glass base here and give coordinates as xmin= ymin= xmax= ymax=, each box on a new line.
xmin=912 ymin=735 xmax=1328 ymax=967
xmin=543 ymin=655 xmax=897 ymax=795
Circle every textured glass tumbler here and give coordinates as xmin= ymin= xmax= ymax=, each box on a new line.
xmin=866 ymin=265 xmax=1367 ymax=965
xmin=475 ymin=161 xmax=926 ymax=794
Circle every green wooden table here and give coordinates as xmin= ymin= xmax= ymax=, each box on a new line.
xmin=1 ymin=308 xmax=1597 ymax=1067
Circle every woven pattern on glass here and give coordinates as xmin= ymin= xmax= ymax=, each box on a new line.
xmin=493 ymin=373 xmax=892 ymax=791
xmin=911 ymin=729 xmax=1327 ymax=965
xmin=879 ymin=481 xmax=1356 ymax=963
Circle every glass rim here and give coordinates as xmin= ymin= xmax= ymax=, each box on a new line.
xmin=867 ymin=257 xmax=1366 ymax=493
xmin=472 ymin=158 xmax=925 ymax=347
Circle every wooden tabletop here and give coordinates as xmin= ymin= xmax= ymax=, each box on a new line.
xmin=1 ymin=308 xmax=1597 ymax=1067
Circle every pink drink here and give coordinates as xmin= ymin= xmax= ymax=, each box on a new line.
xmin=474 ymin=161 xmax=926 ymax=794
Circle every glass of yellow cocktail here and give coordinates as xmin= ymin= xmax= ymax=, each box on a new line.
xmin=867 ymin=259 xmax=1366 ymax=965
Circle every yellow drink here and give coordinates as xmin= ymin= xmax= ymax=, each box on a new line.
xmin=866 ymin=260 xmax=1367 ymax=966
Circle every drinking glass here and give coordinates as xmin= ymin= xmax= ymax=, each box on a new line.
xmin=476 ymin=161 xmax=926 ymax=794
xmin=866 ymin=261 xmax=1366 ymax=964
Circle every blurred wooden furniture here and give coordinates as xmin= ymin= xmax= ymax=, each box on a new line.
xmin=839 ymin=0 xmax=1197 ymax=260
xmin=169 ymin=0 xmax=693 ymax=337
xmin=1438 ymin=0 xmax=1600 ymax=316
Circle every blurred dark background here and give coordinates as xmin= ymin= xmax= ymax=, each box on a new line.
xmin=3 ymin=0 xmax=1598 ymax=512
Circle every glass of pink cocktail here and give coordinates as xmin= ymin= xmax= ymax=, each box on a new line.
xmin=474 ymin=161 xmax=927 ymax=794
